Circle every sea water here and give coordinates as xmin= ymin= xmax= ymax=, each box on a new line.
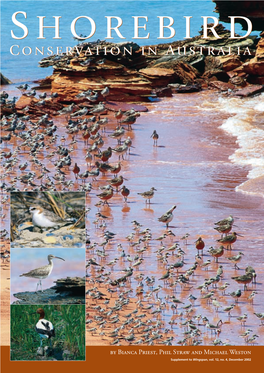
xmin=1 ymin=0 xmax=251 ymax=81
xmin=218 ymin=93 xmax=264 ymax=198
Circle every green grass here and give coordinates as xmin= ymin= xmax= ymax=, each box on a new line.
xmin=10 ymin=305 xmax=85 ymax=361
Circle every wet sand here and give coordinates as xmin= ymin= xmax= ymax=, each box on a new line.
xmin=84 ymin=91 xmax=264 ymax=346
xmin=0 ymin=241 xmax=10 ymax=346
xmin=1 ymin=89 xmax=264 ymax=346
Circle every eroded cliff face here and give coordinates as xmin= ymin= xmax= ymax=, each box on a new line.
xmin=213 ymin=1 xmax=264 ymax=31
xmin=5 ymin=23 xmax=262 ymax=117
xmin=34 ymin=22 xmax=264 ymax=105
xmin=38 ymin=41 xmax=153 ymax=103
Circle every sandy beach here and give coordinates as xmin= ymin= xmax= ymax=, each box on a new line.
xmin=1 ymin=83 xmax=264 ymax=350
xmin=83 ymin=91 xmax=264 ymax=346
xmin=1 ymin=87 xmax=264 ymax=346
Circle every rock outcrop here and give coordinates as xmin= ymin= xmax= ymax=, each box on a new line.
xmin=7 ymin=22 xmax=263 ymax=115
xmin=241 ymin=31 xmax=264 ymax=84
xmin=33 ymin=23 xmax=262 ymax=106
xmin=13 ymin=277 xmax=85 ymax=305
xmin=0 ymin=73 xmax=12 ymax=85
xmin=53 ymin=277 xmax=85 ymax=296
xmin=38 ymin=41 xmax=153 ymax=102
xmin=213 ymin=1 xmax=264 ymax=31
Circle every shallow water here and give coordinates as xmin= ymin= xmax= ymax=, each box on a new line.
xmin=218 ymin=93 xmax=264 ymax=198
xmin=84 ymin=92 xmax=264 ymax=345
xmin=1 ymin=86 xmax=264 ymax=345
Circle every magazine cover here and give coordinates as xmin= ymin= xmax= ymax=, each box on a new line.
xmin=1 ymin=0 xmax=264 ymax=371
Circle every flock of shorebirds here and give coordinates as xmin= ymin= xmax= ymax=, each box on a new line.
xmin=0 ymin=84 xmax=263 ymax=346
xmin=0 ymin=85 xmax=144 ymax=195
xmin=86 ymin=213 xmax=263 ymax=346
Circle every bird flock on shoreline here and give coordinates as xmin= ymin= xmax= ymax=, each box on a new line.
xmin=86 ymin=212 xmax=263 ymax=346
xmin=1 ymin=84 xmax=263 ymax=346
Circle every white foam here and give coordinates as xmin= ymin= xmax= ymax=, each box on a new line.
xmin=254 ymin=101 xmax=264 ymax=112
xmin=217 ymin=94 xmax=264 ymax=195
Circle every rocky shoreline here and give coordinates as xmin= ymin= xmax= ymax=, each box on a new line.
xmin=12 ymin=276 xmax=85 ymax=305
xmin=1 ymin=23 xmax=264 ymax=119
xmin=36 ymin=24 xmax=264 ymax=98
xmin=1 ymin=23 xmax=263 ymax=119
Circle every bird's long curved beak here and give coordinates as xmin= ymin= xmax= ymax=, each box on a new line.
xmin=236 ymin=234 xmax=243 ymax=237
xmin=54 ymin=256 xmax=65 ymax=261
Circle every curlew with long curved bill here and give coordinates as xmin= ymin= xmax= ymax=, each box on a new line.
xmin=20 ymin=254 xmax=65 ymax=292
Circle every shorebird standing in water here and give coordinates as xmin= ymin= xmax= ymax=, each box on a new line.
xmin=214 ymin=215 xmax=234 ymax=227
xmin=120 ymin=186 xmax=130 ymax=202
xmin=33 ymin=308 xmax=55 ymax=347
xmin=121 ymin=113 xmax=139 ymax=130
xmin=137 ymin=187 xmax=157 ymax=204
xmin=115 ymin=109 xmax=123 ymax=124
xmin=231 ymin=272 xmax=253 ymax=291
xmin=20 ymin=254 xmax=65 ymax=292
xmin=158 ymin=205 xmax=177 ymax=229
xmin=109 ymin=175 xmax=125 ymax=192
xmin=227 ymin=252 xmax=244 ymax=269
xmin=217 ymin=232 xmax=241 ymax=250
xmin=254 ymin=313 xmax=264 ymax=325
xmin=229 ymin=289 xmax=242 ymax=303
xmin=214 ymin=223 xmax=232 ymax=238
xmin=247 ymin=291 xmax=257 ymax=303
xmin=110 ymin=162 xmax=121 ymax=176
xmin=96 ymin=186 xmax=114 ymax=205
xmin=73 ymin=162 xmax=80 ymax=179
xmin=112 ymin=144 xmax=128 ymax=160
xmin=151 ymin=130 xmax=159 ymax=146
xmin=245 ymin=266 xmax=257 ymax=284
xmin=195 ymin=237 xmax=205 ymax=256
xmin=208 ymin=246 xmax=224 ymax=262
xmin=109 ymin=127 xmax=125 ymax=144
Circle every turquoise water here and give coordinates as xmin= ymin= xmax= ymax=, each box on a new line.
xmin=1 ymin=0 xmax=248 ymax=81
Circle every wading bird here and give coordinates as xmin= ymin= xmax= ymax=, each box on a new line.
xmin=20 ymin=254 xmax=65 ymax=292
xmin=158 ymin=205 xmax=176 ymax=228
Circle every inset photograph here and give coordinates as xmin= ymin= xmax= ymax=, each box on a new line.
xmin=10 ymin=191 xmax=85 ymax=248
xmin=11 ymin=304 xmax=85 ymax=360
xmin=11 ymin=248 xmax=85 ymax=304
